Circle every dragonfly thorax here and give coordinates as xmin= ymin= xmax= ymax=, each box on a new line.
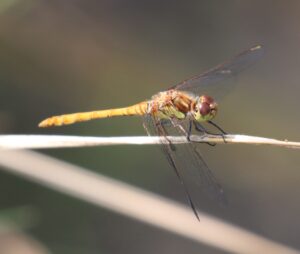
xmin=149 ymin=90 xmax=217 ymax=122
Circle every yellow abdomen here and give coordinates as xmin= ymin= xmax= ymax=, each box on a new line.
xmin=39 ymin=101 xmax=148 ymax=127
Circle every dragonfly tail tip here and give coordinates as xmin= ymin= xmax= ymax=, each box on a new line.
xmin=38 ymin=119 xmax=49 ymax=128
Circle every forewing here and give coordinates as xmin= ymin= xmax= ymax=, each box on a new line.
xmin=169 ymin=45 xmax=264 ymax=100
xmin=142 ymin=115 xmax=226 ymax=218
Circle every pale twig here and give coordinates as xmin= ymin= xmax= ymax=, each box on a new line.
xmin=0 ymin=150 xmax=298 ymax=254
xmin=0 ymin=134 xmax=299 ymax=149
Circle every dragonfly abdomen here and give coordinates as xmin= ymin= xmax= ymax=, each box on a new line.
xmin=38 ymin=102 xmax=148 ymax=127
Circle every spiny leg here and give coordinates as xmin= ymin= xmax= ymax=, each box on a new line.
xmin=193 ymin=121 xmax=217 ymax=146
xmin=207 ymin=120 xmax=227 ymax=143
xmin=187 ymin=120 xmax=192 ymax=141
xmin=194 ymin=121 xmax=209 ymax=133
xmin=169 ymin=118 xmax=191 ymax=142
xmin=207 ymin=120 xmax=227 ymax=134
xmin=156 ymin=120 xmax=177 ymax=151
xmin=194 ymin=121 xmax=227 ymax=143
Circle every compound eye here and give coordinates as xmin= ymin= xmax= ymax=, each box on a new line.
xmin=200 ymin=103 xmax=211 ymax=116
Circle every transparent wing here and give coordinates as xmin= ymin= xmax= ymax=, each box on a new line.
xmin=169 ymin=45 xmax=264 ymax=99
xmin=142 ymin=115 xmax=226 ymax=219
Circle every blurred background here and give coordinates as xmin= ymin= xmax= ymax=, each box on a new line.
xmin=0 ymin=0 xmax=300 ymax=253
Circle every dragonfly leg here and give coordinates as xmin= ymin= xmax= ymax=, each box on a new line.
xmin=187 ymin=120 xmax=192 ymax=141
xmin=156 ymin=120 xmax=177 ymax=151
xmin=207 ymin=120 xmax=227 ymax=143
xmin=193 ymin=122 xmax=217 ymax=146
xmin=170 ymin=119 xmax=190 ymax=141
xmin=194 ymin=121 xmax=208 ymax=133
xmin=205 ymin=142 xmax=217 ymax=147
xmin=207 ymin=120 xmax=227 ymax=134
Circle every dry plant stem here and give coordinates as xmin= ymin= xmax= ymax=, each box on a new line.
xmin=0 ymin=150 xmax=298 ymax=254
xmin=0 ymin=134 xmax=299 ymax=149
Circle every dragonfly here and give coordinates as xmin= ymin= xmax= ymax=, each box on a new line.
xmin=39 ymin=45 xmax=263 ymax=220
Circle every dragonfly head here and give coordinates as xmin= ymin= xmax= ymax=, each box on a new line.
xmin=194 ymin=95 xmax=218 ymax=122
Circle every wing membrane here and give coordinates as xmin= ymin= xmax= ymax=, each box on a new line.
xmin=169 ymin=45 xmax=264 ymax=99
xmin=143 ymin=115 xmax=226 ymax=219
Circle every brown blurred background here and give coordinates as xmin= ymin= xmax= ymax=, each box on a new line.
xmin=0 ymin=0 xmax=300 ymax=253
